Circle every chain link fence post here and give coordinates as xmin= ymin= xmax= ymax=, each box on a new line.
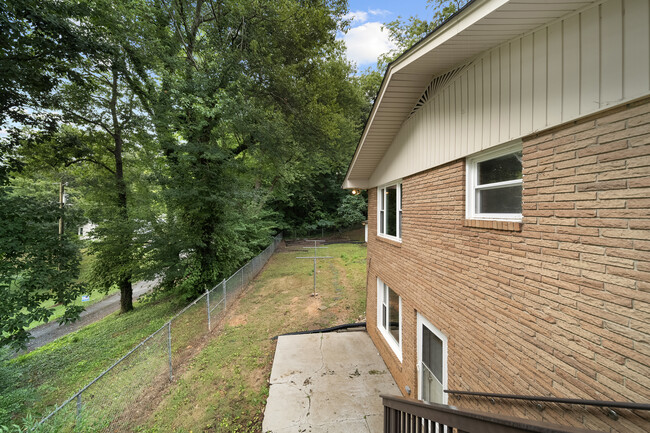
xmin=206 ymin=288 xmax=211 ymax=332
xmin=76 ymin=392 xmax=82 ymax=418
xmin=222 ymin=278 xmax=227 ymax=311
xmin=167 ymin=322 xmax=172 ymax=382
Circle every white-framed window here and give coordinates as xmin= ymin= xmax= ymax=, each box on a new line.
xmin=378 ymin=181 xmax=402 ymax=240
xmin=377 ymin=278 xmax=402 ymax=361
xmin=466 ymin=141 xmax=523 ymax=221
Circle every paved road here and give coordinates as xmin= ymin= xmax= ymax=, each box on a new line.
xmin=23 ymin=279 xmax=158 ymax=354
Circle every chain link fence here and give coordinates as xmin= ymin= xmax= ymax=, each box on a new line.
xmin=35 ymin=234 xmax=283 ymax=432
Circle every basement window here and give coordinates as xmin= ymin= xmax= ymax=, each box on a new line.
xmin=377 ymin=278 xmax=402 ymax=361
xmin=466 ymin=142 xmax=522 ymax=221
xmin=378 ymin=182 xmax=402 ymax=241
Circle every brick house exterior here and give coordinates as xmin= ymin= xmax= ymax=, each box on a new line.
xmin=343 ymin=1 xmax=650 ymax=432
xmin=366 ymin=99 xmax=650 ymax=432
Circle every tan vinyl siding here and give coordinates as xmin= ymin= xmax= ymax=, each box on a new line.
xmin=369 ymin=0 xmax=650 ymax=188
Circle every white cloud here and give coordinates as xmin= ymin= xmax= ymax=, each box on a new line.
xmin=342 ymin=8 xmax=391 ymax=25
xmin=368 ymin=9 xmax=391 ymax=17
xmin=342 ymin=21 xmax=396 ymax=68
xmin=343 ymin=10 xmax=369 ymax=23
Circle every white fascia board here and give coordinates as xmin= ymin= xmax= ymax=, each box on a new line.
xmin=390 ymin=0 xmax=508 ymax=74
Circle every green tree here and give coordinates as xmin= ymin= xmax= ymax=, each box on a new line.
xmin=3 ymin=0 xmax=370 ymax=312
xmin=127 ymin=0 xmax=365 ymax=296
xmin=57 ymin=62 xmax=152 ymax=313
xmin=0 ymin=180 xmax=84 ymax=349
xmin=337 ymin=193 xmax=367 ymax=228
xmin=18 ymin=48 xmax=156 ymax=313
xmin=379 ymin=0 xmax=470 ymax=69
xmin=0 ymin=0 xmax=107 ymax=176
xmin=0 ymin=0 xmax=106 ymax=347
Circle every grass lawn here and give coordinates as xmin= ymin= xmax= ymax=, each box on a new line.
xmin=138 ymin=242 xmax=367 ymax=432
xmin=0 ymin=295 xmax=187 ymax=427
xmin=24 ymin=288 xmax=120 ymax=331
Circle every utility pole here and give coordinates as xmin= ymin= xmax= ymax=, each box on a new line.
xmin=59 ymin=181 xmax=65 ymax=236
xmin=296 ymin=239 xmax=332 ymax=297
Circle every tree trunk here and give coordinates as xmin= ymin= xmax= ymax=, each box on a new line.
xmin=114 ymin=134 xmax=133 ymax=313
xmin=119 ymin=278 xmax=133 ymax=313
xmin=111 ymin=66 xmax=134 ymax=313
xmin=114 ymin=144 xmax=133 ymax=312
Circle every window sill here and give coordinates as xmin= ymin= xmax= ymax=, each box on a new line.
xmin=463 ymin=219 xmax=522 ymax=232
xmin=376 ymin=235 xmax=402 ymax=247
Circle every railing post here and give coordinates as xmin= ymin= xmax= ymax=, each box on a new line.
xmin=76 ymin=392 xmax=82 ymax=418
xmin=222 ymin=278 xmax=227 ymax=310
xmin=384 ymin=407 xmax=388 ymax=433
xmin=206 ymin=288 xmax=211 ymax=332
xmin=389 ymin=407 xmax=398 ymax=433
xmin=167 ymin=322 xmax=173 ymax=382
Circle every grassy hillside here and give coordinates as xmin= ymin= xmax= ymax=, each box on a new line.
xmin=1 ymin=296 xmax=185 ymax=427
xmin=1 ymin=241 xmax=367 ymax=432
xmin=139 ymin=242 xmax=367 ymax=432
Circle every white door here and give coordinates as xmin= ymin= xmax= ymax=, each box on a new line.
xmin=417 ymin=313 xmax=448 ymax=404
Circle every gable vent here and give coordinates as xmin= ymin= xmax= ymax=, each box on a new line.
xmin=409 ymin=63 xmax=471 ymax=118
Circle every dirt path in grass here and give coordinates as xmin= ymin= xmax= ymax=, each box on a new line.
xmin=23 ymin=279 xmax=159 ymax=354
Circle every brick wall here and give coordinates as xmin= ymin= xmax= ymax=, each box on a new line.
xmin=365 ymin=97 xmax=650 ymax=432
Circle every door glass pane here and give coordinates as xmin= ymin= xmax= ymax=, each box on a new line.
xmin=422 ymin=326 xmax=443 ymax=382
xmin=477 ymin=151 xmax=522 ymax=185
xmin=388 ymin=287 xmax=400 ymax=344
xmin=386 ymin=185 xmax=397 ymax=236
xmin=421 ymin=324 xmax=443 ymax=404
xmin=477 ymin=185 xmax=522 ymax=214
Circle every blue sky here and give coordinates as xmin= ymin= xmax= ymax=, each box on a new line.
xmin=340 ymin=1 xmax=431 ymax=70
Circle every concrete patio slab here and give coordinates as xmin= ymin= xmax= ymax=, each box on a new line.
xmin=263 ymin=331 xmax=399 ymax=433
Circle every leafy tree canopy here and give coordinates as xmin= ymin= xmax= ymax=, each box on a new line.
xmin=0 ymin=180 xmax=85 ymax=350
xmin=1 ymin=0 xmax=372 ymax=347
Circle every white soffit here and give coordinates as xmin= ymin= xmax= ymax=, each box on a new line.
xmin=343 ymin=0 xmax=596 ymax=189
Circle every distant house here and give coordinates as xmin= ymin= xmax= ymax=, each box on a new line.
xmin=343 ymin=0 xmax=649 ymax=431
xmin=77 ymin=222 xmax=97 ymax=240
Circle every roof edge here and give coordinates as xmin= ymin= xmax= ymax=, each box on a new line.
xmin=342 ymin=0 xmax=498 ymax=189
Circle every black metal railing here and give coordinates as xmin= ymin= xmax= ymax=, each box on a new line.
xmin=382 ymin=395 xmax=598 ymax=433
xmin=444 ymin=390 xmax=650 ymax=411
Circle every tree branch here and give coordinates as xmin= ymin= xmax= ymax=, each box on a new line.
xmin=165 ymin=0 xmax=199 ymax=71
xmin=198 ymin=14 xmax=215 ymax=25
xmin=64 ymin=157 xmax=115 ymax=174
xmin=67 ymin=111 xmax=114 ymax=137
xmin=232 ymin=142 xmax=248 ymax=156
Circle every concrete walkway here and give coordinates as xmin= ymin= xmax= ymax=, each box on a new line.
xmin=263 ymin=331 xmax=399 ymax=433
